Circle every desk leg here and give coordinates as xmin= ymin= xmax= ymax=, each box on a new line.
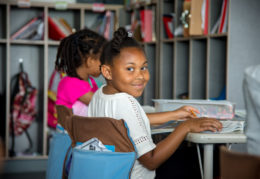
xmin=204 ymin=144 xmax=213 ymax=179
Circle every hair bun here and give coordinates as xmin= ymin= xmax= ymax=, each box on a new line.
xmin=112 ymin=27 xmax=128 ymax=52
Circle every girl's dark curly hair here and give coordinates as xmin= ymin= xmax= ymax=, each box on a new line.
xmin=55 ymin=28 xmax=107 ymax=78
xmin=100 ymin=27 xmax=143 ymax=66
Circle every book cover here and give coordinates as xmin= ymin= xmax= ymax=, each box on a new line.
xmin=140 ymin=9 xmax=153 ymax=42
xmin=203 ymin=0 xmax=209 ymax=35
xmin=59 ymin=18 xmax=73 ymax=34
xmin=189 ymin=0 xmax=204 ymax=36
xmin=218 ymin=0 xmax=228 ymax=33
xmin=163 ymin=14 xmax=174 ymax=39
xmin=11 ymin=16 xmax=40 ymax=40
xmin=104 ymin=11 xmax=111 ymax=40
xmin=221 ymin=0 xmax=229 ymax=33
xmin=48 ymin=16 xmax=66 ymax=41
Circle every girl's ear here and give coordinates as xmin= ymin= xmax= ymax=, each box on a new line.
xmin=101 ymin=65 xmax=112 ymax=80
xmin=85 ymin=57 xmax=95 ymax=67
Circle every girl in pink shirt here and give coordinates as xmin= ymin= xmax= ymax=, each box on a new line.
xmin=55 ymin=28 xmax=107 ymax=117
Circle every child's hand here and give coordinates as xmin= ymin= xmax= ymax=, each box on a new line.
xmin=182 ymin=117 xmax=222 ymax=133
xmin=174 ymin=105 xmax=200 ymax=120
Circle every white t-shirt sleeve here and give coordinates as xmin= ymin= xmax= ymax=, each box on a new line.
xmin=115 ymin=95 xmax=156 ymax=158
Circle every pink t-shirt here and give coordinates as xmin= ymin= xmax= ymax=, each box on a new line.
xmin=56 ymin=76 xmax=98 ymax=116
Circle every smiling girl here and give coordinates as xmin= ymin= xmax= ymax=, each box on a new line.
xmin=88 ymin=27 xmax=222 ymax=179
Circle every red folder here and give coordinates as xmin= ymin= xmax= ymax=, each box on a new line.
xmin=218 ymin=0 xmax=228 ymax=33
xmin=48 ymin=16 xmax=66 ymax=41
xmin=140 ymin=10 xmax=153 ymax=42
xmin=163 ymin=15 xmax=174 ymax=39
xmin=203 ymin=0 xmax=209 ymax=35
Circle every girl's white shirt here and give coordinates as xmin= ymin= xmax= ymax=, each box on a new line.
xmin=88 ymin=85 xmax=156 ymax=179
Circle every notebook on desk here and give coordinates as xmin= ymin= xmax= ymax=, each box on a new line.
xmin=151 ymin=120 xmax=245 ymax=134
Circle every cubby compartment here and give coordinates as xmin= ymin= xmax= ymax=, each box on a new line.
xmin=160 ymin=0 xmax=175 ymax=40
xmin=190 ymin=39 xmax=207 ymax=99
xmin=159 ymin=42 xmax=174 ymax=99
xmin=10 ymin=6 xmax=44 ymax=41
xmin=208 ymin=37 xmax=227 ymax=99
xmin=9 ymin=44 xmax=45 ymax=156
xmin=174 ymin=40 xmax=189 ymax=98
xmin=0 ymin=5 xmax=6 ymax=40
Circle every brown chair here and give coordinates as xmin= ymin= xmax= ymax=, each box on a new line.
xmin=55 ymin=105 xmax=135 ymax=152
xmin=56 ymin=105 xmax=73 ymax=135
xmin=220 ymin=146 xmax=260 ymax=179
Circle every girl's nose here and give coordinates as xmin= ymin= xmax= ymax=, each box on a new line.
xmin=136 ymin=70 xmax=144 ymax=80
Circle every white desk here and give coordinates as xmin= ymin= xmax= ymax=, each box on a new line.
xmin=151 ymin=128 xmax=247 ymax=179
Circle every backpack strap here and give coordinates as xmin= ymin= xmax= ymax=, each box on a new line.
xmin=48 ymin=69 xmax=63 ymax=90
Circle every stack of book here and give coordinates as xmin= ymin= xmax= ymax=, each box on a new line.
xmin=11 ymin=15 xmax=44 ymax=40
xmin=11 ymin=15 xmax=74 ymax=41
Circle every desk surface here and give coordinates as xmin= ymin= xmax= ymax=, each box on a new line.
xmin=151 ymin=128 xmax=247 ymax=144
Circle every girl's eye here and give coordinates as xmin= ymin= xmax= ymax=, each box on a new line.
xmin=127 ymin=67 xmax=134 ymax=71
xmin=141 ymin=66 xmax=148 ymax=71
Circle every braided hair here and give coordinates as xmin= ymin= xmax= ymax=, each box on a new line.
xmin=55 ymin=28 xmax=107 ymax=78
xmin=100 ymin=27 xmax=143 ymax=66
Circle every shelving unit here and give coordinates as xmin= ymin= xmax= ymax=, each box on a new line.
xmin=0 ymin=0 xmax=123 ymax=159
xmin=158 ymin=0 xmax=260 ymax=110
xmin=158 ymin=0 xmax=227 ymax=100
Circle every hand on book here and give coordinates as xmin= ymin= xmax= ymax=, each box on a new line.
xmin=181 ymin=117 xmax=223 ymax=133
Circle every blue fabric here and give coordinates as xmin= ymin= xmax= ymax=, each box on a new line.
xmin=68 ymin=149 xmax=136 ymax=179
xmin=46 ymin=132 xmax=72 ymax=179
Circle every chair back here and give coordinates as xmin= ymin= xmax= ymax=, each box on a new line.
xmin=67 ymin=115 xmax=136 ymax=179
xmin=220 ymin=146 xmax=260 ymax=179
xmin=56 ymin=105 xmax=73 ymax=135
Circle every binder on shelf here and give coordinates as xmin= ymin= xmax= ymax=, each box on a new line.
xmin=103 ymin=11 xmax=115 ymax=40
xmin=140 ymin=9 xmax=153 ymax=42
xmin=108 ymin=11 xmax=115 ymax=40
xmin=48 ymin=16 xmax=73 ymax=41
xmin=48 ymin=16 xmax=66 ymax=40
xmin=11 ymin=16 xmax=44 ymax=40
xmin=189 ymin=0 xmax=204 ymax=36
xmin=163 ymin=14 xmax=174 ymax=39
xmin=211 ymin=16 xmax=221 ymax=34
xmin=93 ymin=11 xmax=114 ymax=40
xmin=202 ymin=0 xmax=209 ymax=35
xmin=218 ymin=0 xmax=228 ymax=33
xmin=151 ymin=6 xmax=156 ymax=41
xmin=129 ymin=11 xmax=142 ymax=42
xmin=59 ymin=18 xmax=74 ymax=34
xmin=52 ymin=18 xmax=70 ymax=36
